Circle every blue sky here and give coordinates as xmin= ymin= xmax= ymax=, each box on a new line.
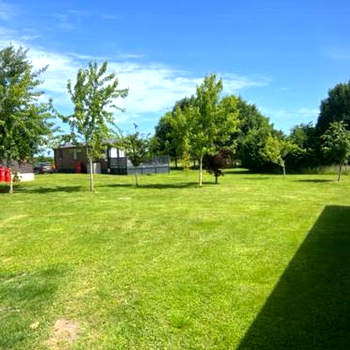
xmin=1 ymin=0 xmax=350 ymax=134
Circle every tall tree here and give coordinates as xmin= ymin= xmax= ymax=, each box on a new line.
xmin=0 ymin=46 xmax=54 ymax=193
xmin=235 ymin=98 xmax=275 ymax=171
xmin=122 ymin=124 xmax=149 ymax=187
xmin=321 ymin=121 xmax=350 ymax=182
xmin=188 ymin=74 xmax=239 ymax=186
xmin=169 ymin=106 xmax=191 ymax=169
xmin=63 ymin=61 xmax=128 ymax=192
xmin=153 ymin=96 xmax=196 ymax=168
xmin=316 ymin=81 xmax=350 ymax=135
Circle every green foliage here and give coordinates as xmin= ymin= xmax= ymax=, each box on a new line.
xmin=62 ymin=60 xmax=128 ymax=191
xmin=187 ymin=74 xmax=239 ymax=185
xmin=153 ymin=97 xmax=197 ymax=168
xmin=153 ymin=112 xmax=174 ymax=156
xmin=261 ymin=135 xmax=301 ymax=175
xmin=321 ymin=121 xmax=350 ymax=181
xmin=287 ymin=123 xmax=319 ymax=169
xmin=34 ymin=155 xmax=54 ymax=163
xmin=121 ymin=124 xmax=149 ymax=186
xmin=169 ymin=106 xmax=191 ymax=169
xmin=316 ymin=80 xmax=350 ymax=135
xmin=0 ymin=46 xmax=54 ymax=193
xmin=236 ymin=99 xmax=275 ymax=171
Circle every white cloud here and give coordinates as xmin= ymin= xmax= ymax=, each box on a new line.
xmin=0 ymin=0 xmax=14 ymax=21
xmin=0 ymin=26 xmax=267 ymax=125
xmin=261 ymin=106 xmax=319 ymax=132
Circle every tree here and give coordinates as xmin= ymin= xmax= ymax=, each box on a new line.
xmin=169 ymin=106 xmax=191 ymax=170
xmin=235 ymin=98 xmax=275 ymax=171
xmin=316 ymin=81 xmax=350 ymax=135
xmin=288 ymin=123 xmax=318 ymax=169
xmin=62 ymin=61 xmax=128 ymax=192
xmin=153 ymin=112 xmax=175 ymax=159
xmin=321 ymin=121 xmax=350 ymax=181
xmin=122 ymin=124 xmax=149 ymax=187
xmin=0 ymin=46 xmax=54 ymax=193
xmin=188 ymin=74 xmax=222 ymax=186
xmin=203 ymin=149 xmax=232 ymax=184
xmin=261 ymin=135 xmax=299 ymax=176
xmin=153 ymin=97 xmax=196 ymax=168
xmin=187 ymin=74 xmax=238 ymax=186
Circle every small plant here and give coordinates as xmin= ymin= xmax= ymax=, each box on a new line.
xmin=121 ymin=124 xmax=149 ymax=187
xmin=203 ymin=150 xmax=232 ymax=184
xmin=321 ymin=121 xmax=350 ymax=181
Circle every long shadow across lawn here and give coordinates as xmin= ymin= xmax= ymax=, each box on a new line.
xmin=99 ymin=182 xmax=217 ymax=189
xmin=14 ymin=185 xmax=83 ymax=194
xmin=238 ymin=205 xmax=350 ymax=350
xmin=296 ymin=179 xmax=333 ymax=183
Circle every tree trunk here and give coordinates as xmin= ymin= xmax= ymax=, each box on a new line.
xmin=135 ymin=170 xmax=139 ymax=187
xmin=338 ymin=162 xmax=342 ymax=182
xmin=215 ymin=174 xmax=218 ymax=184
xmin=88 ymin=157 xmax=95 ymax=192
xmin=175 ymin=157 xmax=178 ymax=169
xmin=199 ymin=155 xmax=203 ymax=187
xmin=282 ymin=165 xmax=286 ymax=176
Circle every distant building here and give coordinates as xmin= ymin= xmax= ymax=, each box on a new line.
xmin=0 ymin=161 xmax=34 ymax=181
xmin=54 ymin=143 xmax=169 ymax=175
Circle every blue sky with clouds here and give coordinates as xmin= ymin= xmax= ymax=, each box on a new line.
xmin=1 ymin=0 xmax=350 ymax=134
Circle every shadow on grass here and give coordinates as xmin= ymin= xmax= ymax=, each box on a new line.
xmin=0 ymin=265 xmax=67 ymax=348
xmin=99 ymin=182 xmax=217 ymax=189
xmin=238 ymin=205 xmax=350 ymax=350
xmin=14 ymin=185 xmax=83 ymax=194
xmin=224 ymin=169 xmax=252 ymax=175
xmin=295 ymin=179 xmax=334 ymax=183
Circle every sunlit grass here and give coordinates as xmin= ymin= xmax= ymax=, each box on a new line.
xmin=0 ymin=170 xmax=349 ymax=349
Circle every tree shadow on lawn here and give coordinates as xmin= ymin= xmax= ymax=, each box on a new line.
xmin=14 ymin=185 xmax=84 ymax=194
xmin=99 ymin=182 xmax=217 ymax=189
xmin=224 ymin=169 xmax=252 ymax=175
xmin=295 ymin=179 xmax=334 ymax=183
xmin=0 ymin=265 xmax=67 ymax=348
xmin=238 ymin=205 xmax=350 ymax=350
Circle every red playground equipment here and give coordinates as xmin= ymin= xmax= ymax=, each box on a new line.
xmin=0 ymin=166 xmax=5 ymax=182
xmin=4 ymin=167 xmax=11 ymax=183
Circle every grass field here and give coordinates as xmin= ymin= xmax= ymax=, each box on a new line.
xmin=1 ymin=170 xmax=349 ymax=349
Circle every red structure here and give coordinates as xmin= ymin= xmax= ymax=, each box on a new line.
xmin=0 ymin=166 xmax=4 ymax=182
xmin=4 ymin=167 xmax=11 ymax=183
xmin=76 ymin=162 xmax=82 ymax=173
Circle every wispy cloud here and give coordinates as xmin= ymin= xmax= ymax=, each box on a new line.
xmin=0 ymin=0 xmax=14 ymax=21
xmin=0 ymin=25 xmax=267 ymax=127
xmin=323 ymin=46 xmax=350 ymax=60
xmin=261 ymin=106 xmax=319 ymax=132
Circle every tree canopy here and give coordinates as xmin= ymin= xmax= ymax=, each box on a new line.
xmin=0 ymin=46 xmax=54 ymax=193
xmin=316 ymin=80 xmax=350 ymax=135
xmin=62 ymin=60 xmax=128 ymax=192
xmin=321 ymin=121 xmax=350 ymax=181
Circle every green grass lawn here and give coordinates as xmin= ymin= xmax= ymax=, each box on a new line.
xmin=1 ymin=170 xmax=349 ymax=349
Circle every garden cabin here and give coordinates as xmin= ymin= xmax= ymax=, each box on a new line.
xmin=54 ymin=142 xmax=169 ymax=175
